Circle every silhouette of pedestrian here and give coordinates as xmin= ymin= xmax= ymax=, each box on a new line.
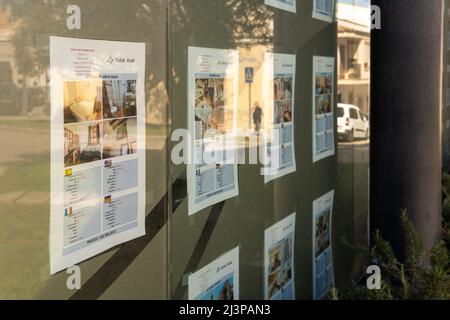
xmin=253 ymin=102 xmax=262 ymax=135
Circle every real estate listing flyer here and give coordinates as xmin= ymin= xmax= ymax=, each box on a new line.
xmin=187 ymin=47 xmax=239 ymax=216
xmin=188 ymin=247 xmax=239 ymax=300
xmin=312 ymin=0 xmax=336 ymax=22
xmin=265 ymin=0 xmax=296 ymax=13
xmin=312 ymin=190 xmax=335 ymax=300
xmin=264 ymin=213 xmax=296 ymax=300
xmin=313 ymin=56 xmax=335 ymax=163
xmin=49 ymin=36 xmax=146 ymax=274
xmin=263 ymin=53 xmax=297 ymax=183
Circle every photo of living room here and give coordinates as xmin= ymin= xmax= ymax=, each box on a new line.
xmin=102 ymin=79 xmax=137 ymax=119
xmin=64 ymin=122 xmax=102 ymax=167
xmin=64 ymin=80 xmax=103 ymax=124
xmin=103 ymin=118 xmax=138 ymax=159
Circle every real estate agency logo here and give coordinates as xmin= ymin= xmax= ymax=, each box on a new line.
xmin=106 ymin=56 xmax=136 ymax=64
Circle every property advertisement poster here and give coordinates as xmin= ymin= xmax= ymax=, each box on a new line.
xmin=188 ymin=247 xmax=239 ymax=300
xmin=49 ymin=36 xmax=146 ymax=274
xmin=265 ymin=0 xmax=296 ymax=13
xmin=187 ymin=47 xmax=239 ymax=215
xmin=264 ymin=213 xmax=296 ymax=300
xmin=313 ymin=0 xmax=336 ymax=22
xmin=313 ymin=56 xmax=335 ymax=163
xmin=263 ymin=53 xmax=297 ymax=183
xmin=312 ymin=190 xmax=335 ymax=300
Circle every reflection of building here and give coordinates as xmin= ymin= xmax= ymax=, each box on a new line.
xmin=337 ymin=2 xmax=370 ymax=114
xmin=0 ymin=11 xmax=47 ymax=117
xmin=0 ymin=11 xmax=19 ymax=116
xmin=238 ymin=45 xmax=271 ymax=132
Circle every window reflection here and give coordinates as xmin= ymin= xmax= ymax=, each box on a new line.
xmin=336 ymin=0 xmax=371 ymax=279
xmin=0 ymin=0 xmax=372 ymax=300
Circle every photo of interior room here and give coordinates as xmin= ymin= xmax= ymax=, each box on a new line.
xmin=268 ymin=243 xmax=282 ymax=298
xmin=103 ymin=118 xmax=138 ymax=159
xmin=315 ymin=210 xmax=331 ymax=257
xmin=274 ymin=77 xmax=293 ymax=101
xmin=102 ymin=79 xmax=137 ymax=119
xmin=64 ymin=80 xmax=103 ymax=124
xmin=267 ymin=234 xmax=293 ymax=299
xmin=64 ymin=122 xmax=102 ymax=167
xmin=195 ymin=78 xmax=230 ymax=138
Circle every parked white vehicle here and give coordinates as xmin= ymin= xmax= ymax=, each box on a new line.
xmin=337 ymin=103 xmax=369 ymax=141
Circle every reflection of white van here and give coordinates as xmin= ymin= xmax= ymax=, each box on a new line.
xmin=337 ymin=103 xmax=369 ymax=141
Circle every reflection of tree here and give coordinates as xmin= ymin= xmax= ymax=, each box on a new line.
xmin=170 ymin=0 xmax=273 ymax=47
xmin=1 ymin=0 xmax=273 ymax=79
xmin=0 ymin=0 xmax=273 ymax=118
xmin=169 ymin=0 xmax=274 ymax=132
xmin=1 ymin=0 xmax=168 ymax=116
xmin=229 ymin=0 xmax=274 ymax=46
xmin=2 ymin=0 xmax=164 ymax=74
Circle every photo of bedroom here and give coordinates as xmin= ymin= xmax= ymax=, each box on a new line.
xmin=64 ymin=122 xmax=102 ymax=167
xmin=64 ymin=80 xmax=103 ymax=124
xmin=102 ymin=79 xmax=137 ymax=119
xmin=103 ymin=118 xmax=138 ymax=159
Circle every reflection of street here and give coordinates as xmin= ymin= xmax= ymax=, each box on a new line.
xmin=336 ymin=138 xmax=370 ymax=274
xmin=336 ymin=140 xmax=370 ymax=260
xmin=338 ymin=139 xmax=369 ymax=164
xmin=0 ymin=121 xmax=167 ymax=207
xmin=0 ymin=123 xmax=50 ymax=206
xmin=0 ymin=125 xmax=50 ymax=165
xmin=0 ymin=124 xmax=167 ymax=165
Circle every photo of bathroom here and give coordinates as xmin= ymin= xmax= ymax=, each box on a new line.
xmin=102 ymin=79 xmax=137 ymax=119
